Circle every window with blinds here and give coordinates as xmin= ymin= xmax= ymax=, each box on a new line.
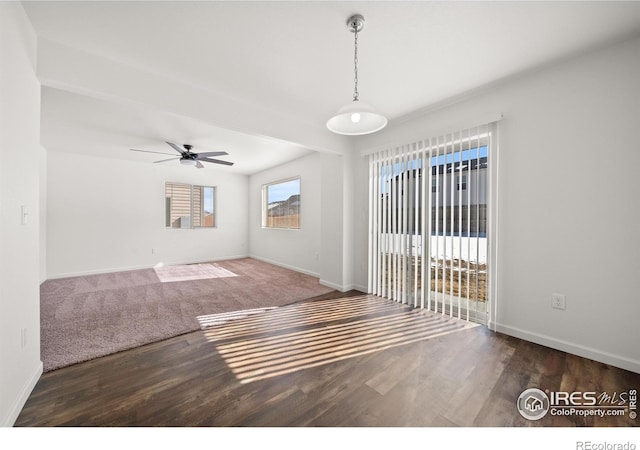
xmin=367 ymin=122 xmax=497 ymax=325
xmin=165 ymin=182 xmax=216 ymax=229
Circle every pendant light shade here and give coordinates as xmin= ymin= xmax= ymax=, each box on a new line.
xmin=327 ymin=14 xmax=387 ymax=136
xmin=326 ymin=100 xmax=388 ymax=136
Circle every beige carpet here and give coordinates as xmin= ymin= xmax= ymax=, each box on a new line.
xmin=154 ymin=262 xmax=238 ymax=282
xmin=40 ymin=258 xmax=334 ymax=372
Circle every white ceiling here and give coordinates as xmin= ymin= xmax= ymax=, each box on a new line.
xmin=41 ymin=87 xmax=314 ymax=174
xmin=23 ymin=1 xmax=640 ymax=174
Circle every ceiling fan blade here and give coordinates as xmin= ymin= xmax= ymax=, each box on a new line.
xmin=130 ymin=149 xmax=176 ymax=156
xmin=195 ymin=161 xmax=204 ymax=169
xmin=200 ymin=157 xmax=234 ymax=166
xmin=153 ymin=157 xmax=181 ymax=163
xmin=166 ymin=141 xmax=187 ymax=155
xmin=195 ymin=151 xmax=228 ymax=157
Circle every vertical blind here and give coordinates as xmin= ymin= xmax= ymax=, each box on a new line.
xmin=367 ymin=122 xmax=497 ymax=324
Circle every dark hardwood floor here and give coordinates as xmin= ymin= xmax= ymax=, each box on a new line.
xmin=15 ymin=291 xmax=639 ymax=427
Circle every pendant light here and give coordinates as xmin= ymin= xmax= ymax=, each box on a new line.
xmin=327 ymin=14 xmax=387 ymax=136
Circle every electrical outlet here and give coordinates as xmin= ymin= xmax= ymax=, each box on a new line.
xmin=552 ymin=293 xmax=566 ymax=310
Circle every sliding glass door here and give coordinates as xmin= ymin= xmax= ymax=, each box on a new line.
xmin=368 ymin=122 xmax=498 ymax=325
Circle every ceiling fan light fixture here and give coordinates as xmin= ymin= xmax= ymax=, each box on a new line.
xmin=131 ymin=142 xmax=233 ymax=167
xmin=327 ymin=14 xmax=387 ymax=136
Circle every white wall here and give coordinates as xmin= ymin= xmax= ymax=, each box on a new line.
xmin=0 ymin=3 xmax=44 ymax=426
xmin=355 ymin=35 xmax=640 ymax=373
xmin=47 ymin=152 xmax=249 ymax=277
xmin=320 ymin=152 xmax=346 ymax=290
xmin=352 ymin=148 xmax=369 ymax=292
xmin=39 ymin=146 xmax=47 ymax=283
xmin=341 ymin=151 xmax=356 ymax=291
xmin=248 ymin=151 xmax=354 ymax=291
xmin=249 ymin=152 xmax=324 ymax=278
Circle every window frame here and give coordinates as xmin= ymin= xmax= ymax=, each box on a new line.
xmin=165 ymin=182 xmax=217 ymax=229
xmin=456 ymin=174 xmax=468 ymax=191
xmin=261 ymin=176 xmax=301 ymax=230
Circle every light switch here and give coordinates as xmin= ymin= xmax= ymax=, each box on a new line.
xmin=21 ymin=205 xmax=28 ymax=225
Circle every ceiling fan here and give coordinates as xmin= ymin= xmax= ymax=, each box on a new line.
xmin=130 ymin=141 xmax=234 ymax=168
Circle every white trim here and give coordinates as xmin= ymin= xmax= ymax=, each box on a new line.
xmin=260 ymin=176 xmax=301 ymax=230
xmin=495 ymin=323 xmax=640 ymax=375
xmin=487 ymin=122 xmax=500 ymax=331
xmin=249 ymin=255 xmax=320 ymax=279
xmin=319 ymin=279 xmax=366 ymax=293
xmin=2 ymin=361 xmax=43 ymax=427
xmin=319 ymin=279 xmax=344 ymax=291
xmin=351 ymin=283 xmax=368 ymax=293
xmin=45 ymin=254 xmax=250 ymax=280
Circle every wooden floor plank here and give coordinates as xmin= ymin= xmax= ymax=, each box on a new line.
xmin=15 ymin=292 xmax=640 ymax=427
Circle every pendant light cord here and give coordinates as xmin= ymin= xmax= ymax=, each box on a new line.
xmin=353 ymin=29 xmax=359 ymax=102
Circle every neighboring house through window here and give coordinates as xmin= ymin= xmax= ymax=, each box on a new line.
xmin=165 ymin=182 xmax=216 ymax=228
xmin=262 ymin=177 xmax=300 ymax=229
xmin=457 ymin=174 xmax=467 ymax=191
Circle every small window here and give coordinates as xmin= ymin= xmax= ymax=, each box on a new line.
xmin=262 ymin=177 xmax=300 ymax=229
xmin=165 ymin=182 xmax=216 ymax=228
xmin=457 ymin=174 xmax=467 ymax=191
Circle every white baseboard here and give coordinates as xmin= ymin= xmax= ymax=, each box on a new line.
xmin=46 ymin=254 xmax=250 ymax=280
xmin=319 ymin=279 xmax=345 ymax=292
xmin=2 ymin=360 xmax=42 ymax=427
xmin=495 ymin=323 xmax=640 ymax=374
xmin=249 ymin=255 xmax=320 ymax=279
xmin=319 ymin=280 xmax=368 ymax=293
xmin=351 ymin=283 xmax=368 ymax=293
